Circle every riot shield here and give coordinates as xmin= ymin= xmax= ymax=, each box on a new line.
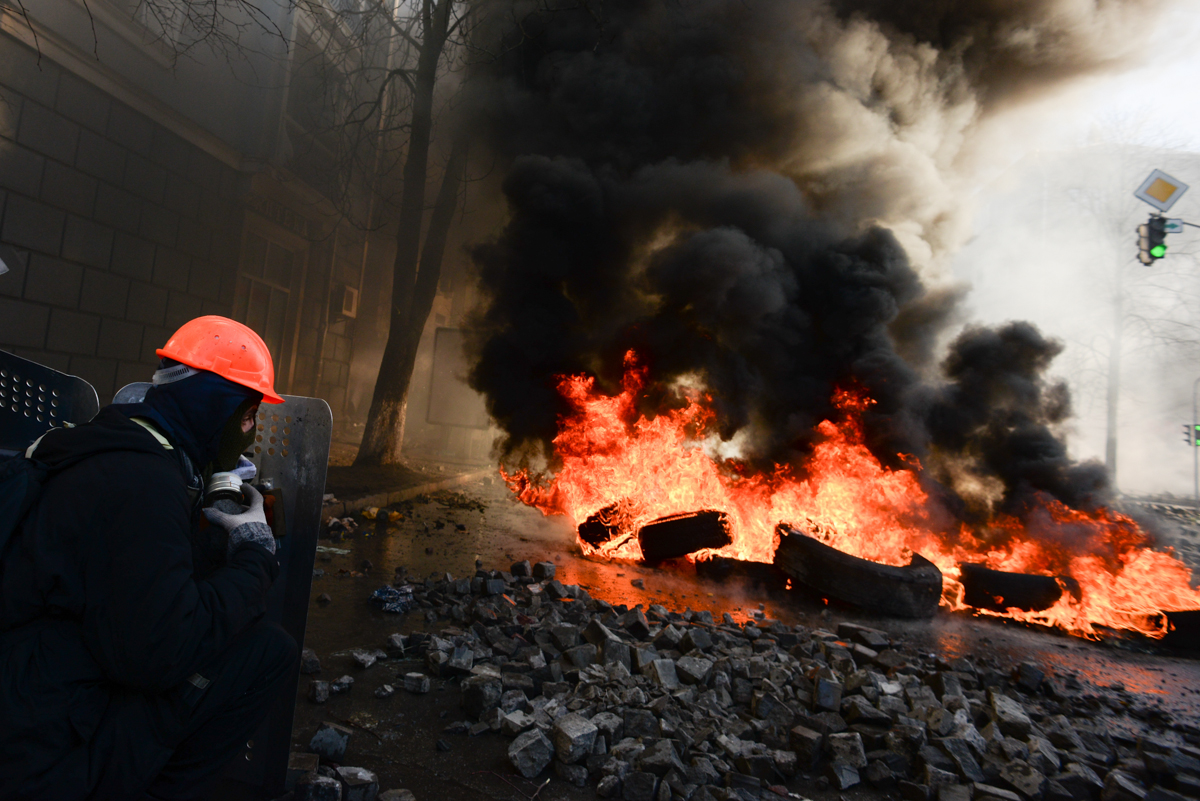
xmin=0 ymin=350 xmax=99 ymax=456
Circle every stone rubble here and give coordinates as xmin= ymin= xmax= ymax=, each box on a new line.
xmin=301 ymin=647 xmax=323 ymax=674
xmin=300 ymin=559 xmax=1199 ymax=801
xmin=309 ymin=721 xmax=353 ymax=763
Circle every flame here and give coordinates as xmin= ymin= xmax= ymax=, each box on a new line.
xmin=504 ymin=352 xmax=1200 ymax=639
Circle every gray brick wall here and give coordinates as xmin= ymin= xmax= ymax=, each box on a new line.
xmin=24 ymin=254 xmax=81 ymax=307
xmin=55 ymin=72 xmax=110 ymax=135
xmin=0 ymin=33 xmax=243 ymax=402
xmin=0 ymin=30 xmax=383 ymax=428
xmin=63 ymin=215 xmax=113 ymax=269
xmin=18 ymin=100 xmax=80 ymax=165
xmin=0 ymin=138 xmax=45 ymax=197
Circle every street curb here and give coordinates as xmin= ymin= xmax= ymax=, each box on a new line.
xmin=321 ymin=468 xmax=494 ymax=519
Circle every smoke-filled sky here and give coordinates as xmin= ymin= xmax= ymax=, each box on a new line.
xmin=950 ymin=144 xmax=1200 ymax=499
xmin=947 ymin=3 xmax=1200 ymax=497
xmin=462 ymin=0 xmax=1187 ymax=520
xmin=1024 ymin=2 xmax=1200 ymax=150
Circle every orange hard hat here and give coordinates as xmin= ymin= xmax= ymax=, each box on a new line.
xmin=156 ymin=316 xmax=285 ymax=404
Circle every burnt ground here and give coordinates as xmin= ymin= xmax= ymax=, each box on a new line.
xmin=243 ymin=474 xmax=1200 ymax=800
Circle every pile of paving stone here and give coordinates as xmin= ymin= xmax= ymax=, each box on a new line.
xmin=300 ymin=559 xmax=1200 ymax=801
xmin=289 ymin=742 xmax=415 ymax=801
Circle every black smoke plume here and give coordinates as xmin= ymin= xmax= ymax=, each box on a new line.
xmin=464 ymin=0 xmax=1159 ymax=521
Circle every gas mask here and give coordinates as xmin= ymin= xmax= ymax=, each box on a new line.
xmin=204 ymin=471 xmax=245 ymax=509
xmin=215 ymin=398 xmax=259 ymax=472
xmin=200 ymin=398 xmax=259 ymax=486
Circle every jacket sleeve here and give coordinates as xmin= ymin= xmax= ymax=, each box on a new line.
xmin=80 ymin=455 xmax=279 ymax=692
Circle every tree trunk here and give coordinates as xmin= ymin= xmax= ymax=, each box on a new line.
xmin=355 ymin=136 xmax=467 ymax=465
xmin=354 ymin=0 xmax=459 ymax=466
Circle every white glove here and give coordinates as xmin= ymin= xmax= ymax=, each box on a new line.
xmin=203 ymin=484 xmax=276 ymax=557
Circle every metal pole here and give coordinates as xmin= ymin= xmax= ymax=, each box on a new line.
xmin=1193 ymin=376 xmax=1200 ymax=507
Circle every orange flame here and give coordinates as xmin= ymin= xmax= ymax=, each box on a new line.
xmin=504 ymin=352 xmax=1200 ymax=639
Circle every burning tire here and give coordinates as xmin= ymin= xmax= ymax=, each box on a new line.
xmin=1162 ymin=610 xmax=1200 ymax=651
xmin=637 ymin=510 xmax=732 ymax=562
xmin=774 ymin=525 xmax=943 ymax=618
xmin=577 ymin=506 xmax=734 ymax=562
xmin=578 ymin=503 xmax=624 ymax=547
xmin=958 ymin=563 xmax=1080 ymax=612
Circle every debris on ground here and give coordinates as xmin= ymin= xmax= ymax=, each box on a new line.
xmin=301 ymin=648 xmax=322 ymax=674
xmin=289 ymin=750 xmax=412 ymax=801
xmin=428 ymin=490 xmax=487 ymax=513
xmin=325 ymin=517 xmax=359 ymax=538
xmin=296 ymin=558 xmax=1200 ymax=801
xmin=309 ymin=721 xmax=353 ymax=762
xmin=370 ymin=585 xmax=416 ymax=614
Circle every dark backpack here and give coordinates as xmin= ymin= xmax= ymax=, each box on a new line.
xmin=0 ymin=438 xmax=155 ymax=554
xmin=1 ymin=419 xmax=183 ymax=555
xmin=0 ymin=452 xmax=52 ymax=556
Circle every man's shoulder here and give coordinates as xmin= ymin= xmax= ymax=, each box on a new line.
xmin=33 ymin=407 xmax=179 ymax=468
xmin=34 ymin=410 xmax=188 ymax=498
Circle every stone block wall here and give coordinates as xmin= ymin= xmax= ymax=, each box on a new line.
xmin=0 ymin=33 xmax=245 ymax=403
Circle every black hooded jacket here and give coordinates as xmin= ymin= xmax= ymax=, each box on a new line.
xmin=0 ymin=407 xmax=278 ymax=797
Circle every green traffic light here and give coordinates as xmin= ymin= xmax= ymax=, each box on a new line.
xmin=1151 ymin=244 xmax=1167 ymax=258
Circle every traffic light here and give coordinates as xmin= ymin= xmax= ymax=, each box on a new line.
xmin=1150 ymin=216 xmax=1167 ymax=258
xmin=1185 ymin=424 xmax=1193 ymax=446
xmin=1139 ymin=215 xmax=1168 ymax=264
xmin=1194 ymin=423 xmax=1200 ymax=446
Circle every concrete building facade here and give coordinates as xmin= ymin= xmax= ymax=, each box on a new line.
xmin=0 ymin=0 xmax=399 ymax=435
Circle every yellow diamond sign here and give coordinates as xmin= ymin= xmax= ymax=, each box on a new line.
xmin=1147 ymin=178 xmax=1178 ymax=203
xmin=1135 ymin=169 xmax=1189 ymax=212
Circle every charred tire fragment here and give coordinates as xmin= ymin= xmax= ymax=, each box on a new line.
xmin=578 ymin=503 xmax=624 ymax=546
xmin=1161 ymin=610 xmax=1200 ymax=651
xmin=638 ymin=510 xmax=733 ymax=562
xmin=958 ymin=563 xmax=1080 ymax=613
xmin=774 ymin=526 xmax=943 ymax=618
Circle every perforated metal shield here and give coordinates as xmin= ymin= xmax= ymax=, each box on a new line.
xmin=113 ymin=383 xmax=332 ymax=795
xmin=0 ymin=350 xmax=100 ymax=457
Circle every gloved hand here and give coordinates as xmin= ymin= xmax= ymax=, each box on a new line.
xmin=202 ymin=483 xmax=277 ymax=558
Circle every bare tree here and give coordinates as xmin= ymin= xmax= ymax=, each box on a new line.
xmin=240 ymin=0 xmax=489 ymax=466
xmin=299 ymin=0 xmax=578 ymax=466
xmin=349 ymin=0 xmax=472 ymax=465
xmin=1055 ymin=118 xmax=1200 ymax=488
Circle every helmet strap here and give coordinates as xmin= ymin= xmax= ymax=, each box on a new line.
xmin=152 ymin=363 xmax=202 ymax=386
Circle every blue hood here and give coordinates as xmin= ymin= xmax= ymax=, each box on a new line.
xmin=113 ymin=365 xmax=262 ymax=469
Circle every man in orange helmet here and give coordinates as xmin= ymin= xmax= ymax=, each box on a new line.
xmin=0 ymin=316 xmax=297 ymax=801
